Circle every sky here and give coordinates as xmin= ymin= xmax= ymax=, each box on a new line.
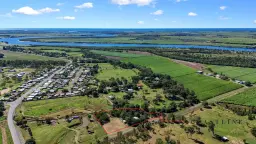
xmin=0 ymin=0 xmax=255 ymax=28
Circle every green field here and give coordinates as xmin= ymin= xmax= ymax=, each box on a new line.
xmin=0 ymin=50 xmax=66 ymax=61
xmin=96 ymin=63 xmax=138 ymax=80
xmin=20 ymin=96 xmax=111 ymax=117
xmin=195 ymin=106 xmax=256 ymax=143
xmin=208 ymin=65 xmax=256 ymax=83
xmin=41 ymin=49 xmax=83 ymax=57
xmin=122 ymin=56 xmax=242 ymax=100
xmin=91 ymin=50 xmax=145 ymax=58
xmin=222 ymin=87 xmax=256 ymax=106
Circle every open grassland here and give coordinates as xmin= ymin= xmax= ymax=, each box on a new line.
xmin=193 ymin=106 xmax=256 ymax=144
xmin=91 ymin=50 xmax=145 ymax=58
xmin=208 ymin=65 xmax=256 ymax=83
xmin=20 ymin=96 xmax=112 ymax=117
xmin=79 ymin=121 xmax=106 ymax=143
xmin=96 ymin=63 xmax=138 ymax=80
xmin=26 ymin=121 xmax=76 ymax=144
xmin=0 ymin=50 xmax=66 ymax=61
xmin=123 ymin=56 xmax=242 ymax=100
xmin=222 ymin=87 xmax=256 ymax=106
xmin=138 ymin=106 xmax=256 ymax=144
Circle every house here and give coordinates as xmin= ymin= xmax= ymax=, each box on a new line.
xmin=137 ymin=83 xmax=143 ymax=89
xmin=8 ymin=69 xmax=16 ymax=72
xmin=197 ymin=71 xmax=203 ymax=74
xmin=222 ymin=136 xmax=229 ymax=142
xmin=108 ymin=95 xmax=115 ymax=100
xmin=133 ymin=117 xmax=139 ymax=120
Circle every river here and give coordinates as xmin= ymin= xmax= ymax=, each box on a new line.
xmin=1 ymin=37 xmax=256 ymax=52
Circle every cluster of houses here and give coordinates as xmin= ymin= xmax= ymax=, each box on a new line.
xmin=1 ymin=68 xmax=57 ymax=102
xmin=23 ymin=64 xmax=93 ymax=101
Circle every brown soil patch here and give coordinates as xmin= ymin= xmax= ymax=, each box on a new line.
xmin=127 ymin=50 xmax=153 ymax=56
xmin=173 ymin=59 xmax=204 ymax=71
xmin=0 ymin=88 xmax=10 ymax=95
xmin=0 ymin=123 xmax=7 ymax=144
xmin=103 ymin=118 xmax=127 ymax=133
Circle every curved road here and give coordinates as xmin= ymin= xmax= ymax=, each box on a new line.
xmin=7 ymin=66 xmax=66 ymax=144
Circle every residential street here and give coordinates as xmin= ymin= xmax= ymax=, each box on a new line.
xmin=7 ymin=66 xmax=66 ymax=144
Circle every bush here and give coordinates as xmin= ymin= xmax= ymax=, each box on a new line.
xmin=251 ymin=127 xmax=256 ymax=137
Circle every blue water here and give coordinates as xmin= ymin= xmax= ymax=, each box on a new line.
xmin=1 ymin=37 xmax=256 ymax=52
xmin=1 ymin=28 xmax=256 ymax=52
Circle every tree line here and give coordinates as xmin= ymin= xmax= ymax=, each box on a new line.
xmin=0 ymin=60 xmax=66 ymax=68
xmin=3 ymin=45 xmax=67 ymax=58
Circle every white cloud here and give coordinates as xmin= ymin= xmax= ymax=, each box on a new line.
xmin=154 ymin=18 xmax=158 ymax=21
xmin=12 ymin=6 xmax=60 ymax=15
xmin=220 ymin=6 xmax=227 ymax=10
xmin=56 ymin=16 xmax=75 ymax=20
xmin=176 ymin=0 xmax=187 ymax=3
xmin=219 ymin=16 xmax=231 ymax=20
xmin=75 ymin=2 xmax=93 ymax=9
xmin=111 ymin=0 xmax=154 ymax=6
xmin=188 ymin=12 xmax=197 ymax=16
xmin=253 ymin=20 xmax=256 ymax=24
xmin=39 ymin=7 xmax=60 ymax=13
xmin=57 ymin=3 xmax=64 ymax=6
xmin=151 ymin=10 xmax=163 ymax=15
xmin=137 ymin=21 xmax=144 ymax=24
xmin=0 ymin=13 xmax=13 ymax=18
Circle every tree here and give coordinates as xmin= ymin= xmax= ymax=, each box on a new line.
xmin=155 ymin=138 xmax=164 ymax=144
xmin=245 ymin=81 xmax=252 ymax=87
xmin=202 ymin=101 xmax=209 ymax=108
xmin=251 ymin=127 xmax=256 ymax=137
xmin=25 ymin=138 xmax=36 ymax=144
xmin=0 ymin=53 xmax=4 ymax=58
xmin=207 ymin=121 xmax=215 ymax=135
xmin=185 ymin=126 xmax=195 ymax=138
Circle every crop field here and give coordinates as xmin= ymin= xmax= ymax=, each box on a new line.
xmin=20 ymin=96 xmax=112 ymax=117
xmin=0 ymin=50 xmax=66 ymax=61
xmin=208 ymin=65 xmax=256 ymax=83
xmin=222 ymin=87 xmax=256 ymax=106
xmin=123 ymin=56 xmax=242 ymax=100
xmin=91 ymin=50 xmax=145 ymax=58
xmin=96 ymin=63 xmax=138 ymax=80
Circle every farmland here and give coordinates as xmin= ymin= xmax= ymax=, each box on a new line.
xmin=121 ymin=56 xmax=242 ymax=100
xmin=19 ymin=96 xmax=112 ymax=117
xmin=96 ymin=63 xmax=138 ymax=81
xmin=207 ymin=65 xmax=256 ymax=83
xmin=90 ymin=50 xmax=146 ymax=58
xmin=222 ymin=87 xmax=256 ymax=106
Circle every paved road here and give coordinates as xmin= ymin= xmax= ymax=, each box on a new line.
xmin=7 ymin=67 xmax=66 ymax=144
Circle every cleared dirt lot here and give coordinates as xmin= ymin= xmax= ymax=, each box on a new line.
xmin=103 ymin=118 xmax=128 ymax=134
xmin=172 ymin=59 xmax=204 ymax=71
